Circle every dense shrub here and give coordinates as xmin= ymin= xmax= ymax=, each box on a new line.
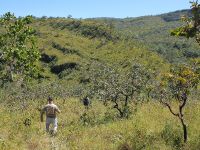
xmin=52 ymin=42 xmax=81 ymax=55
xmin=51 ymin=19 xmax=119 ymax=41
xmin=50 ymin=62 xmax=78 ymax=74
xmin=40 ymin=53 xmax=57 ymax=63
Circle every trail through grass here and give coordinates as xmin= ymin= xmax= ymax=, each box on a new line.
xmin=0 ymin=98 xmax=200 ymax=150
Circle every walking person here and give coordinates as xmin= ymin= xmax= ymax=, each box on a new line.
xmin=82 ymin=96 xmax=91 ymax=109
xmin=40 ymin=96 xmax=61 ymax=134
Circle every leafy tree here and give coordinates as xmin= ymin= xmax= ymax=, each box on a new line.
xmin=0 ymin=12 xmax=40 ymax=83
xmin=67 ymin=14 xmax=72 ymax=19
xmin=171 ymin=0 xmax=200 ymax=44
xmin=88 ymin=61 xmax=151 ymax=118
xmin=159 ymin=65 xmax=199 ymax=143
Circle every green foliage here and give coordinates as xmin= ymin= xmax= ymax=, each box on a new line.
xmin=87 ymin=61 xmax=153 ymax=118
xmin=0 ymin=12 xmax=40 ymax=82
xmin=171 ymin=1 xmax=200 ymax=44
xmin=50 ymin=62 xmax=78 ymax=75
xmin=158 ymin=43 xmax=200 ymax=143
xmin=52 ymin=42 xmax=80 ymax=55
xmin=161 ymin=65 xmax=200 ymax=100
xmin=40 ymin=53 xmax=57 ymax=63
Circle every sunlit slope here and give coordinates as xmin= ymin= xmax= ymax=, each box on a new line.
xmin=30 ymin=18 xmax=168 ymax=79
xmin=93 ymin=9 xmax=200 ymax=63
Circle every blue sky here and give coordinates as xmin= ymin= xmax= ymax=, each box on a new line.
xmin=0 ymin=0 xmax=191 ymax=18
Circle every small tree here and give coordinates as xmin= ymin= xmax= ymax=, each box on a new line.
xmin=0 ymin=12 xmax=40 ymax=83
xmin=88 ymin=61 xmax=150 ymax=118
xmin=167 ymin=1 xmax=200 ymax=142
xmin=160 ymin=65 xmax=199 ymax=143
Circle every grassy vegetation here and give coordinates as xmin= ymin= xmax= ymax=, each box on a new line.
xmin=0 ymin=8 xmax=200 ymax=150
xmin=24 ymin=16 xmax=170 ymax=82
xmin=0 ymin=98 xmax=200 ymax=150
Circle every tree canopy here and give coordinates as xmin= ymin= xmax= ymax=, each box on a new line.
xmin=0 ymin=12 xmax=40 ymax=83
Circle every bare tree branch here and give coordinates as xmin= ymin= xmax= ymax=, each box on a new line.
xmin=179 ymin=93 xmax=187 ymax=119
xmin=160 ymin=100 xmax=179 ymax=117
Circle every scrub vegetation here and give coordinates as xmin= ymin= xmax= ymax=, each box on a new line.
xmin=0 ymin=1 xmax=200 ymax=150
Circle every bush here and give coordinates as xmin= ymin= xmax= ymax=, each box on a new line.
xmin=52 ymin=42 xmax=80 ymax=55
xmin=50 ymin=19 xmax=118 ymax=41
xmin=50 ymin=62 xmax=78 ymax=74
xmin=40 ymin=53 xmax=57 ymax=63
xmin=160 ymin=123 xmax=183 ymax=149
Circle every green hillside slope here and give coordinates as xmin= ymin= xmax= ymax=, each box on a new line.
xmin=93 ymin=9 xmax=200 ymax=63
xmin=0 ymin=9 xmax=200 ymax=150
xmin=30 ymin=18 xmax=168 ymax=80
xmin=5 ymin=9 xmax=197 ymax=81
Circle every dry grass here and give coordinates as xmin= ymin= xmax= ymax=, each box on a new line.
xmin=0 ymin=98 xmax=200 ymax=150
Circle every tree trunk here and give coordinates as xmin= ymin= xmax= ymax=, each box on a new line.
xmin=180 ymin=118 xmax=187 ymax=143
xmin=115 ymin=107 xmax=123 ymax=118
xmin=113 ymin=101 xmax=124 ymax=118
xmin=123 ymin=95 xmax=129 ymax=118
xmin=179 ymin=93 xmax=187 ymax=143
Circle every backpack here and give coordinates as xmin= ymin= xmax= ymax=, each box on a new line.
xmin=46 ymin=105 xmax=56 ymax=116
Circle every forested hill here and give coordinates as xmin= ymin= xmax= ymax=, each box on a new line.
xmin=91 ymin=9 xmax=200 ymax=63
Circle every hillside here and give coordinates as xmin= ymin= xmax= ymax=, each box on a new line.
xmin=0 ymin=9 xmax=197 ymax=96
xmin=29 ymin=17 xmax=168 ymax=81
xmin=23 ymin=9 xmax=200 ymax=82
xmin=0 ymin=8 xmax=200 ymax=150
xmin=93 ymin=9 xmax=200 ymax=63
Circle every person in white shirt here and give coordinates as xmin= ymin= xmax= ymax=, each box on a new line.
xmin=40 ymin=97 xmax=61 ymax=133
